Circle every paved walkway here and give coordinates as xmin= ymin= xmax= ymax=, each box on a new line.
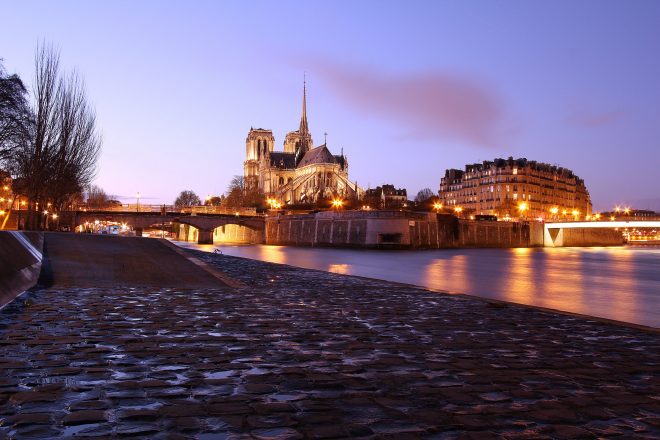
xmin=0 ymin=248 xmax=659 ymax=439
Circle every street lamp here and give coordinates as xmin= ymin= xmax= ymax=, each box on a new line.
xmin=433 ymin=202 xmax=443 ymax=212
xmin=136 ymin=192 xmax=141 ymax=213
xmin=331 ymin=199 xmax=344 ymax=210
xmin=518 ymin=202 xmax=528 ymax=220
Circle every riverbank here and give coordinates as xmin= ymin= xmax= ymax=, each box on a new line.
xmin=0 ymin=237 xmax=658 ymax=438
xmin=175 ymin=241 xmax=660 ymax=328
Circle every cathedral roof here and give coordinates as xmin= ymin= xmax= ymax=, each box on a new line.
xmin=297 ymin=144 xmax=339 ymax=168
xmin=269 ymin=152 xmax=296 ymax=169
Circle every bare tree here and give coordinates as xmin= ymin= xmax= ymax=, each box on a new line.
xmin=85 ymin=185 xmax=111 ymax=209
xmin=0 ymin=60 xmax=32 ymax=167
xmin=204 ymin=195 xmax=223 ymax=206
xmin=415 ymin=188 xmax=435 ymax=203
xmin=174 ymin=190 xmax=201 ymax=208
xmin=224 ymin=175 xmax=245 ymax=208
xmin=225 ymin=175 xmax=264 ymax=208
xmin=11 ymin=44 xmax=102 ymax=228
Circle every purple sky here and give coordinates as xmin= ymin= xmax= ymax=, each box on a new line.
xmin=3 ymin=1 xmax=660 ymax=211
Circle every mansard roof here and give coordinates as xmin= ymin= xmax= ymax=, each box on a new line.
xmin=297 ymin=144 xmax=338 ymax=168
xmin=269 ymin=152 xmax=296 ymax=169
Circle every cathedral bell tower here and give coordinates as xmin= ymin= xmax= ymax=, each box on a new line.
xmin=244 ymin=128 xmax=274 ymax=190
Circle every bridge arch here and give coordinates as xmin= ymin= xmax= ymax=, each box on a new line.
xmin=173 ymin=217 xmax=264 ymax=245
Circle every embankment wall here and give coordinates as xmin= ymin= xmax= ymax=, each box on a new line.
xmin=265 ymin=212 xmax=531 ymax=249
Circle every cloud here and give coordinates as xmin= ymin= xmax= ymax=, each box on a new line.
xmin=302 ymin=60 xmax=505 ymax=147
xmin=566 ymin=110 xmax=622 ymax=128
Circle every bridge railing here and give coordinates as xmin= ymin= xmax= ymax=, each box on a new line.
xmin=79 ymin=205 xmax=258 ymax=216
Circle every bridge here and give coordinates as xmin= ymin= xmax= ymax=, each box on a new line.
xmin=59 ymin=211 xmax=266 ymax=244
xmin=543 ymin=220 xmax=660 ymax=247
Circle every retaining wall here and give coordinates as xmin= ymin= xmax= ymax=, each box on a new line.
xmin=265 ymin=212 xmax=532 ymax=249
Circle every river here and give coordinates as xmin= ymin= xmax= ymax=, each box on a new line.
xmin=174 ymin=242 xmax=660 ymax=328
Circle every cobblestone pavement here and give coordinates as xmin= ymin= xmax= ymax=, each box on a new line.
xmin=0 ymin=250 xmax=659 ymax=439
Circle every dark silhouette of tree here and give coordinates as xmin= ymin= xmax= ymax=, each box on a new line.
xmin=0 ymin=60 xmax=31 ymax=167
xmin=204 ymin=196 xmax=223 ymax=206
xmin=174 ymin=190 xmax=201 ymax=208
xmin=10 ymin=44 xmax=102 ymax=229
xmin=85 ymin=185 xmax=114 ymax=209
xmin=415 ymin=188 xmax=435 ymax=203
xmin=225 ymin=175 xmax=264 ymax=208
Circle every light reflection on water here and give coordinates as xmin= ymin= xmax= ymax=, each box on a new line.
xmin=174 ymin=241 xmax=660 ymax=328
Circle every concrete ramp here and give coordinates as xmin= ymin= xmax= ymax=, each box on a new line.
xmin=41 ymin=233 xmax=226 ymax=288
xmin=0 ymin=231 xmax=44 ymax=307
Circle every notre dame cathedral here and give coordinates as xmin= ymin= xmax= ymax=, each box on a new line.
xmin=243 ymin=81 xmax=363 ymax=204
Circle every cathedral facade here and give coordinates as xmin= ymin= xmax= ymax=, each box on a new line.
xmin=243 ymin=82 xmax=363 ymax=205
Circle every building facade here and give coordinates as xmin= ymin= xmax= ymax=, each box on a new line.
xmin=364 ymin=184 xmax=408 ymax=209
xmin=244 ymin=82 xmax=363 ymax=204
xmin=439 ymin=157 xmax=592 ymax=220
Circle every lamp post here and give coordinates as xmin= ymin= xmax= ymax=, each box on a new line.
xmin=136 ymin=192 xmax=141 ymax=213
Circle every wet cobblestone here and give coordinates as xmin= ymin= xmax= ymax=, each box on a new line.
xmin=0 ymin=250 xmax=658 ymax=439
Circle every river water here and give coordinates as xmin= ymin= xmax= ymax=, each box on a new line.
xmin=175 ymin=242 xmax=660 ymax=328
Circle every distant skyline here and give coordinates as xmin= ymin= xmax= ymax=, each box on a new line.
xmin=2 ymin=0 xmax=659 ymax=211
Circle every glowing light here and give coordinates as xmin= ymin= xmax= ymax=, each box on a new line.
xmin=610 ymin=216 xmax=616 ymax=221
xmin=52 ymin=214 xmax=58 ymax=219
xmin=550 ymin=207 xmax=559 ymax=215
xmin=454 ymin=206 xmax=463 ymax=213
xmin=0 ymin=210 xmax=5 ymax=216
xmin=331 ymin=199 xmax=344 ymax=209
xmin=518 ymin=202 xmax=528 ymax=213
xmin=624 ymin=207 xmax=630 ymax=214
xmin=433 ymin=202 xmax=443 ymax=211
xmin=43 ymin=210 xmax=48 ymax=215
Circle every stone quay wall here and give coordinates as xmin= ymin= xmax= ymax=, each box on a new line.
xmin=0 ymin=231 xmax=43 ymax=307
xmin=545 ymin=227 xmax=625 ymax=247
xmin=265 ymin=211 xmax=533 ymax=249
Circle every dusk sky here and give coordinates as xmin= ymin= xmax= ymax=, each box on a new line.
xmin=2 ymin=0 xmax=659 ymax=211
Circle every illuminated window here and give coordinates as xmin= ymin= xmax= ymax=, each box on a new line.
xmin=513 ymin=193 xmax=518 ymax=200
xmin=513 ymin=168 xmax=518 ymax=175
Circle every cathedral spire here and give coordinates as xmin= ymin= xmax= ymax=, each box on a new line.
xmin=299 ymin=74 xmax=309 ymax=135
